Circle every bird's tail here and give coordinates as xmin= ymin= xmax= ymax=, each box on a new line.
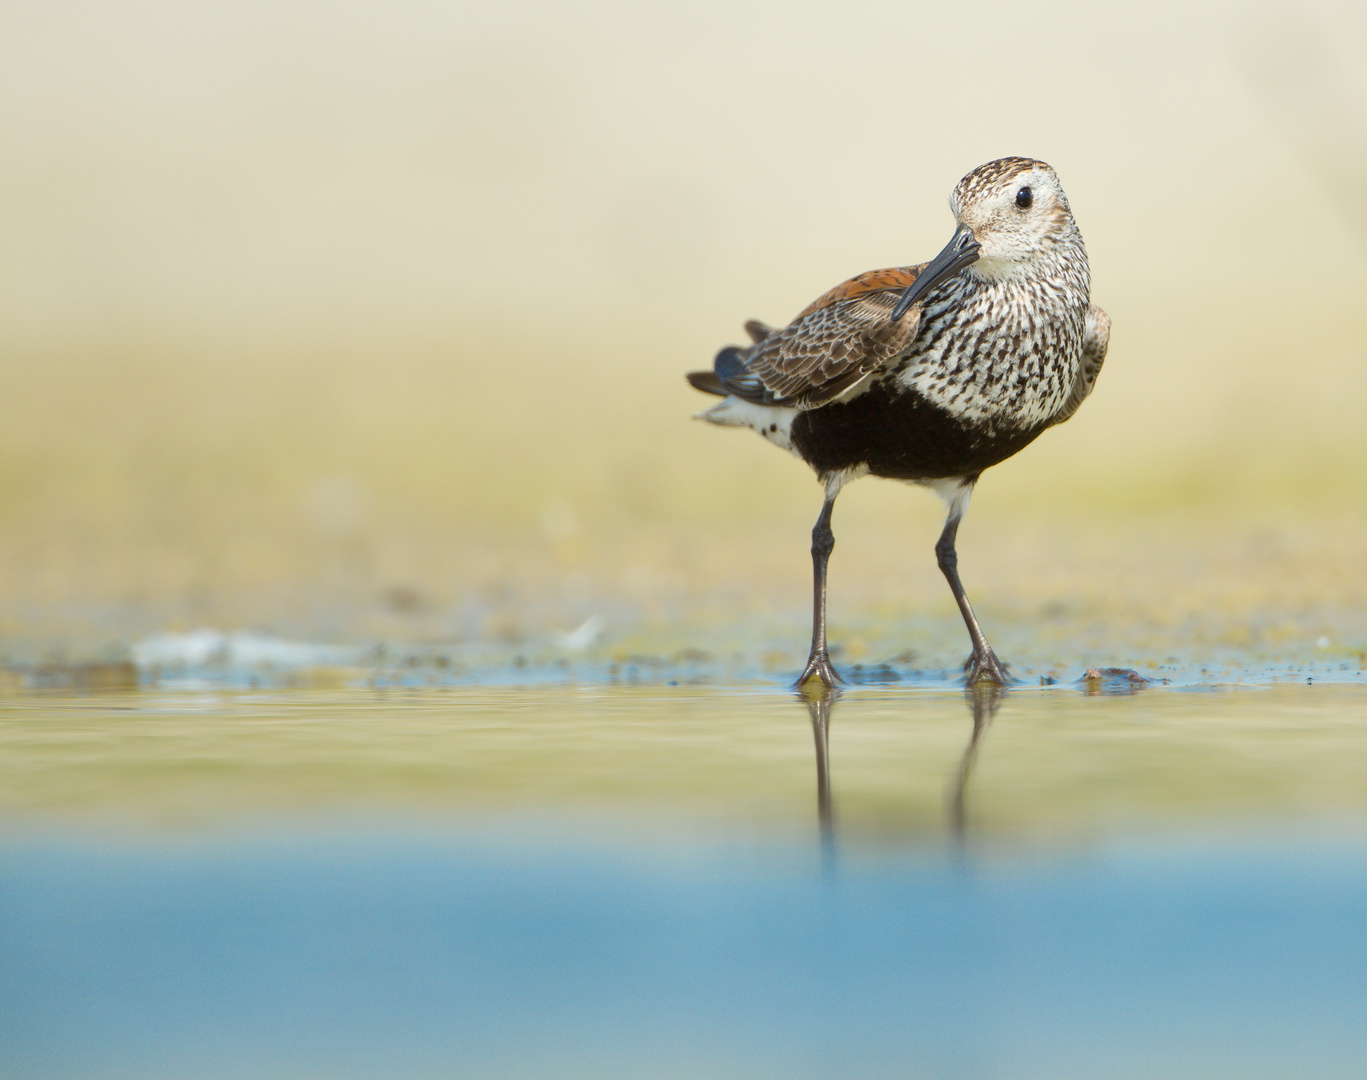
xmin=686 ymin=369 xmax=728 ymax=396
xmin=685 ymin=320 xmax=774 ymax=398
xmin=685 ymin=344 xmax=749 ymax=398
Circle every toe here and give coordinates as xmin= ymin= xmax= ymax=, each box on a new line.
xmin=797 ymin=655 xmax=843 ymax=688
xmin=965 ymin=649 xmax=1011 ymax=686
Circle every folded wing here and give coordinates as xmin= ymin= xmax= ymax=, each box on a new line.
xmin=690 ymin=266 xmax=929 ymax=409
xmin=1051 ymin=304 xmax=1110 ymax=426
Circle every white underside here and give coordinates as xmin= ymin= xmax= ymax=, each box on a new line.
xmin=695 ymin=397 xmax=799 ymax=455
xmin=924 ymin=476 xmax=974 ymax=520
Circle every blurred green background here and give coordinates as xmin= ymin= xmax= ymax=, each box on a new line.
xmin=1 ymin=0 xmax=1364 ymax=663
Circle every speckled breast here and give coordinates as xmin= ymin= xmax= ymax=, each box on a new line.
xmin=895 ymin=266 xmax=1089 ymax=431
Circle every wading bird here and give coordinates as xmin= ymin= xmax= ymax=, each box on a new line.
xmin=687 ymin=157 xmax=1109 ymax=687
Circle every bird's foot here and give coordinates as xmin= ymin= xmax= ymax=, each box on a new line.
xmin=797 ymin=651 xmax=844 ymax=690
xmin=964 ymin=647 xmax=1012 ymax=686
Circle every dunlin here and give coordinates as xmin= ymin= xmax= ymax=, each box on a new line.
xmin=688 ymin=157 xmax=1110 ymax=686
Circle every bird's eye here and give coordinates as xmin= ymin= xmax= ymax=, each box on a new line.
xmin=1015 ymin=186 xmax=1033 ymax=210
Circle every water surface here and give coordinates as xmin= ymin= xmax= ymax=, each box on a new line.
xmin=3 ymin=682 xmax=1366 ymax=1077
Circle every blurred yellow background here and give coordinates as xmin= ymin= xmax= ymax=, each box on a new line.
xmin=1 ymin=0 xmax=1364 ymax=662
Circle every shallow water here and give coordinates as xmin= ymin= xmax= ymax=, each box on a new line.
xmin=3 ymin=682 xmax=1366 ymax=1078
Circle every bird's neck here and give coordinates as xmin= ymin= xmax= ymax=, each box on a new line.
xmin=966 ymin=235 xmax=1089 ymax=293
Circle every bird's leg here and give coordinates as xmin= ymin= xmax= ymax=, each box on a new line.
xmin=797 ymin=494 xmax=842 ymax=688
xmin=935 ymin=514 xmax=1012 ymax=685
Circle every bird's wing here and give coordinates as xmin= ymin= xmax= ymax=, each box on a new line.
xmin=713 ymin=266 xmax=929 ymax=408
xmin=1051 ymin=304 xmax=1110 ymax=426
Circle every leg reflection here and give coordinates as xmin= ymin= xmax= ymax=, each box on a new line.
xmin=797 ymin=682 xmax=1005 ymax=855
xmin=949 ymin=683 xmax=1006 ymax=841
xmin=798 ymin=682 xmax=839 ymax=848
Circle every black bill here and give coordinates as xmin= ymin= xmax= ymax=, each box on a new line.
xmin=890 ymin=223 xmax=981 ymax=321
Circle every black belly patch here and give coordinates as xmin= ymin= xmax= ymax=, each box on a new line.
xmin=790 ymin=384 xmax=1046 ymax=480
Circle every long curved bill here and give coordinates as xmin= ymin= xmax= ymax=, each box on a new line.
xmin=890 ymin=223 xmax=981 ymax=321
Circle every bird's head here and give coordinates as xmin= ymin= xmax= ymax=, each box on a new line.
xmin=951 ymin=157 xmax=1079 ymax=280
xmin=889 ymin=157 xmax=1084 ymax=321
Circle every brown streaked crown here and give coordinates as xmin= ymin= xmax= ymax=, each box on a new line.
xmin=952 ymin=156 xmax=1048 ymax=203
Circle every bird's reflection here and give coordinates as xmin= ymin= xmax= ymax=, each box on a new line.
xmin=796 ymin=680 xmax=1007 ymax=851
xmin=948 ymin=683 xmax=1005 ymax=841
xmin=798 ymin=682 xmax=839 ymax=848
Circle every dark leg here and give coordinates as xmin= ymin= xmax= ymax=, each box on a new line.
xmin=797 ymin=494 xmax=842 ymax=688
xmin=935 ymin=513 xmax=1011 ymax=685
